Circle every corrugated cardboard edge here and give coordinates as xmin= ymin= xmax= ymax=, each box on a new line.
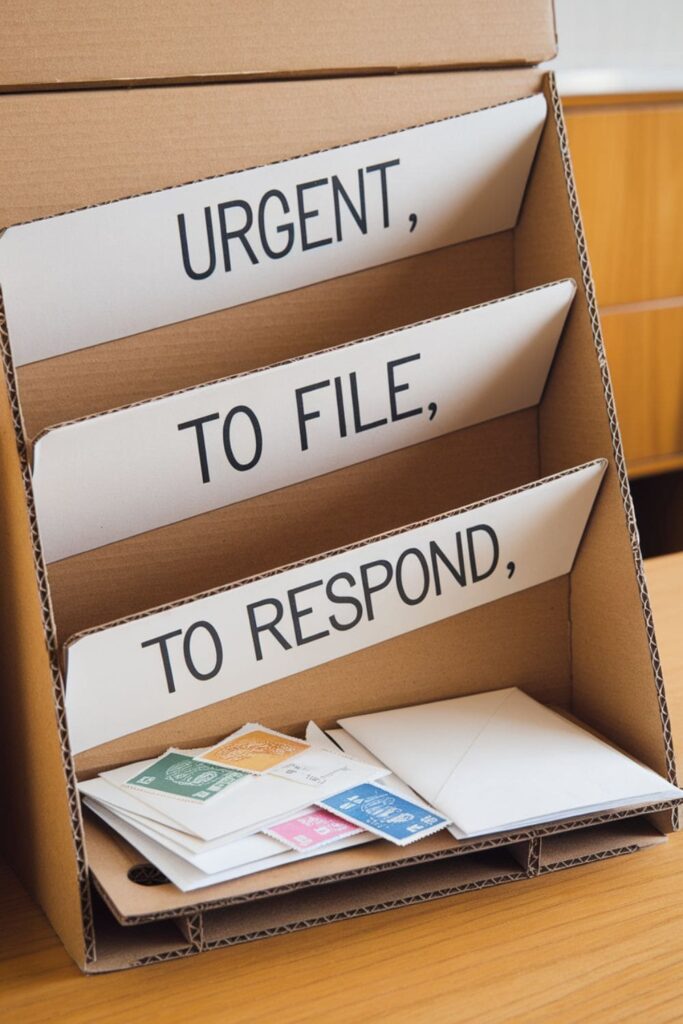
xmin=92 ymin=821 xmax=666 ymax=968
xmin=0 ymin=61 xmax=559 ymax=96
xmin=544 ymin=73 xmax=680 ymax=814
xmin=94 ymin=840 xmax=654 ymax=970
xmin=0 ymin=294 xmax=97 ymax=966
xmin=198 ymin=870 xmax=526 ymax=951
xmin=539 ymin=846 xmax=639 ymax=874
xmin=87 ymin=799 xmax=679 ymax=927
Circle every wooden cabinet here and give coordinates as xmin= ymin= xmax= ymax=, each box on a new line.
xmin=564 ymin=97 xmax=683 ymax=478
xmin=602 ymin=306 xmax=683 ymax=477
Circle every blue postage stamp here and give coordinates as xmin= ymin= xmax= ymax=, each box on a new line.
xmin=318 ymin=783 xmax=450 ymax=845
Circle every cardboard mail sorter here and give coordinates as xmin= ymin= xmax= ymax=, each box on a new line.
xmin=0 ymin=15 xmax=680 ymax=974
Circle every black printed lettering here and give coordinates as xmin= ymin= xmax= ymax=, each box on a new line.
xmin=141 ymin=629 xmax=183 ymax=694
xmin=360 ymin=559 xmax=394 ymax=621
xmin=182 ymin=621 xmax=223 ymax=681
xmin=178 ymin=208 xmax=217 ymax=281
xmin=366 ymin=159 xmax=401 ymax=228
xmin=218 ymin=200 xmax=259 ymax=271
xmin=177 ymin=413 xmax=221 ymax=484
xmin=467 ymin=524 xmax=499 ymax=582
xmin=387 ymin=354 xmax=423 ymax=422
xmin=326 ymin=571 xmax=364 ymax=632
xmin=349 ymin=371 xmax=388 ymax=434
xmin=222 ymin=405 xmax=263 ymax=472
xmin=395 ymin=547 xmax=431 ymax=606
xmin=247 ymin=598 xmax=292 ymax=661
xmin=296 ymin=179 xmax=333 ymax=251
xmin=288 ymin=580 xmax=330 ymax=646
xmin=429 ymin=536 xmax=467 ymax=593
xmin=295 ymin=380 xmax=331 ymax=451
xmin=258 ymin=189 xmax=295 ymax=259
xmin=331 ymin=170 xmax=367 ymax=241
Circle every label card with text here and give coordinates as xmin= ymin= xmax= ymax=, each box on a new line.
xmin=0 ymin=94 xmax=546 ymax=366
xmin=33 ymin=279 xmax=575 ymax=562
xmin=64 ymin=459 xmax=606 ymax=753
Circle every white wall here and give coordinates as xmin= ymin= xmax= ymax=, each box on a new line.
xmin=547 ymin=0 xmax=683 ymax=95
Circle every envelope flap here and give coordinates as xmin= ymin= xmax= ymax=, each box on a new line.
xmin=340 ymin=688 xmax=514 ymax=802
xmin=436 ymin=689 xmax=682 ymax=834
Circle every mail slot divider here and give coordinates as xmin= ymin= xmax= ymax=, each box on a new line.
xmin=537 ymin=817 xmax=666 ymax=873
xmin=198 ymin=848 xmax=527 ymax=948
xmin=175 ymin=913 xmax=204 ymax=950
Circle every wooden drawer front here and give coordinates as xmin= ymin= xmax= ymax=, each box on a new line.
xmin=602 ymin=306 xmax=683 ymax=476
xmin=565 ymin=103 xmax=683 ymax=306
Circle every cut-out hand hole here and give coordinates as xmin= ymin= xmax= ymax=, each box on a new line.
xmin=127 ymin=863 xmax=169 ymax=887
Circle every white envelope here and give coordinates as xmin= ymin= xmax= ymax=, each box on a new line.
xmin=98 ymin=749 xmax=387 ymax=841
xmin=86 ymin=799 xmax=371 ymax=892
xmin=80 ymin=775 xmax=296 ymax=870
xmin=340 ymin=688 xmax=683 ymax=837
xmin=319 ymin=724 xmax=425 ymax=806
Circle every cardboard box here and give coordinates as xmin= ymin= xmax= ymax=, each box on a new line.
xmin=0 ymin=1 xmax=557 ymax=91
xmin=0 ymin=63 xmax=679 ymax=971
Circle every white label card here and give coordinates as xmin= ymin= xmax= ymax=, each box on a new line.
xmin=0 ymin=94 xmax=547 ymax=366
xmin=64 ymin=459 xmax=606 ymax=753
xmin=33 ymin=280 xmax=575 ymax=562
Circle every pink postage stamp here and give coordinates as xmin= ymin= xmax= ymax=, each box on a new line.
xmin=266 ymin=808 xmax=364 ymax=851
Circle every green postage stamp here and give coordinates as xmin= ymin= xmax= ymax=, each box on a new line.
xmin=125 ymin=750 xmax=249 ymax=803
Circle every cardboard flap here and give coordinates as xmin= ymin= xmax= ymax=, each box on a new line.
xmin=64 ymin=459 xmax=606 ymax=753
xmin=33 ymin=280 xmax=576 ymax=562
xmin=0 ymin=2 xmax=557 ymax=93
xmin=0 ymin=94 xmax=546 ymax=366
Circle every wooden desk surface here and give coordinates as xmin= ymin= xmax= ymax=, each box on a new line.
xmin=2 ymin=554 xmax=682 ymax=1023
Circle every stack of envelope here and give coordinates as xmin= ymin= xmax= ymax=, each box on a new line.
xmin=81 ymin=693 xmax=682 ymax=892
xmin=80 ymin=723 xmax=450 ymax=891
xmin=338 ymin=688 xmax=683 ymax=838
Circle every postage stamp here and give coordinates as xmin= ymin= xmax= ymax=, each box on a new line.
xmin=124 ymin=750 xmax=249 ymax=803
xmin=318 ymin=783 xmax=450 ymax=845
xmin=195 ymin=725 xmax=310 ymax=774
xmin=265 ymin=808 xmax=364 ymax=851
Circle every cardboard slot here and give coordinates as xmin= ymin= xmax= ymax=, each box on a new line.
xmin=76 ymin=576 xmax=570 ymax=778
xmin=32 ymin=279 xmax=574 ymax=563
xmin=85 ymin=791 xmax=678 ymax=927
xmin=85 ymin=807 xmax=523 ymax=925
xmin=48 ymin=407 xmax=540 ymax=647
xmin=538 ymin=817 xmax=666 ymax=871
xmin=199 ymin=849 xmax=525 ymax=947
xmin=63 ymin=458 xmax=603 ymax=762
xmin=507 ymin=840 xmax=533 ymax=872
xmin=86 ymin=888 xmax=196 ymax=973
xmin=19 ymin=234 xmax=516 ymax=440
xmin=85 ymin=810 xmax=469 ymax=921
xmin=0 ymin=72 xmax=542 ymax=233
xmin=85 ymin=799 xmax=673 ymax=931
xmin=1 ymin=94 xmax=547 ymax=367
xmin=175 ymin=913 xmax=203 ymax=949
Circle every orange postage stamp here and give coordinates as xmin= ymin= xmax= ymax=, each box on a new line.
xmin=196 ymin=724 xmax=309 ymax=774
